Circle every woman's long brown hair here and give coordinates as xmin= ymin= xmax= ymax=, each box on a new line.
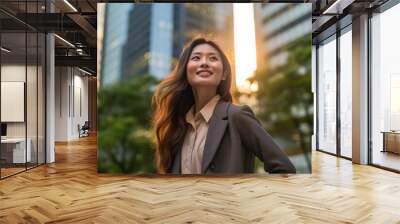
xmin=152 ymin=37 xmax=233 ymax=173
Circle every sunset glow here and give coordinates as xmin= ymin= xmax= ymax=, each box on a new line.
xmin=233 ymin=3 xmax=257 ymax=92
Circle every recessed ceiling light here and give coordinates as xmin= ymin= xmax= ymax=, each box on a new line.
xmin=1 ymin=47 xmax=11 ymax=53
xmin=63 ymin=0 xmax=78 ymax=12
xmin=322 ymin=0 xmax=354 ymax=15
xmin=78 ymin=67 xmax=93 ymax=76
xmin=54 ymin=34 xmax=75 ymax=48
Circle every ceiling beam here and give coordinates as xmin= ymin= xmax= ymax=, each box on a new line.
xmin=55 ymin=55 xmax=96 ymax=71
xmin=66 ymin=13 xmax=97 ymax=47
xmin=323 ymin=0 xmax=356 ymax=14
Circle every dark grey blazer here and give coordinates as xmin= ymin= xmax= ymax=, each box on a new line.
xmin=169 ymin=100 xmax=296 ymax=174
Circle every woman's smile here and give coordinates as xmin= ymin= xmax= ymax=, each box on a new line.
xmin=186 ymin=43 xmax=225 ymax=87
xmin=196 ymin=70 xmax=213 ymax=77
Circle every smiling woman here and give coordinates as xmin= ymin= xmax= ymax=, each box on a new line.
xmin=186 ymin=44 xmax=225 ymax=88
xmin=152 ymin=37 xmax=296 ymax=175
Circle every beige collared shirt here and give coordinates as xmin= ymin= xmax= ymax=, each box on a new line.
xmin=181 ymin=94 xmax=221 ymax=174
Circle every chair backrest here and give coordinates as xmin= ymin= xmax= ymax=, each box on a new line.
xmin=82 ymin=121 xmax=90 ymax=129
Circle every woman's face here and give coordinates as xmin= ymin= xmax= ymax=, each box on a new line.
xmin=186 ymin=43 xmax=225 ymax=89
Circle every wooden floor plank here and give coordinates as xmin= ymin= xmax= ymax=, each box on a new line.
xmin=0 ymin=135 xmax=399 ymax=223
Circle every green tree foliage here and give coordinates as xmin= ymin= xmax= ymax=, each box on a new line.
xmin=97 ymin=74 xmax=158 ymax=174
xmin=250 ymin=35 xmax=313 ymax=172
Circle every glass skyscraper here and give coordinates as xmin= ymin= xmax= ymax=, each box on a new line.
xmin=101 ymin=4 xmax=133 ymax=86
xmin=255 ymin=3 xmax=311 ymax=69
xmin=101 ymin=3 xmax=230 ymax=83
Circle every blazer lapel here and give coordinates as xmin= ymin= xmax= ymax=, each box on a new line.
xmin=201 ymin=101 xmax=229 ymax=173
xmin=171 ymin=141 xmax=183 ymax=173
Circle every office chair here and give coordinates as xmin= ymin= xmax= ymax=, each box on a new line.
xmin=79 ymin=121 xmax=90 ymax=138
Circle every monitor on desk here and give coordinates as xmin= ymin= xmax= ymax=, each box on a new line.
xmin=1 ymin=123 xmax=7 ymax=138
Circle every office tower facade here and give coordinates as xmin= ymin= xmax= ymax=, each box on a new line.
xmin=255 ymin=3 xmax=311 ymax=69
xmin=121 ymin=4 xmax=174 ymax=80
xmin=172 ymin=4 xmax=216 ymax=60
xmin=101 ymin=4 xmax=133 ymax=86
xmin=101 ymin=3 xmax=230 ymax=89
xmin=101 ymin=3 xmax=225 ymax=81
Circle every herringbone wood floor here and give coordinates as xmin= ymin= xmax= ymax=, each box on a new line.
xmin=1 ymin=135 xmax=400 ymax=223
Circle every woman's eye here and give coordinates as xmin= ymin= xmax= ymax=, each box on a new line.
xmin=191 ymin=56 xmax=200 ymax=60
xmin=210 ymin=56 xmax=218 ymax=61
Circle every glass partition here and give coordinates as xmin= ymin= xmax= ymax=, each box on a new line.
xmin=38 ymin=32 xmax=45 ymax=165
xmin=317 ymin=35 xmax=337 ymax=154
xmin=371 ymin=3 xmax=400 ymax=171
xmin=27 ymin=31 xmax=38 ymax=169
xmin=0 ymin=1 xmax=46 ymax=179
xmin=1 ymin=31 xmax=28 ymax=177
xmin=339 ymin=27 xmax=352 ymax=158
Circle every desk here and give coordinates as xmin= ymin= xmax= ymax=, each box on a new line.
xmin=382 ymin=131 xmax=400 ymax=154
xmin=1 ymin=138 xmax=31 ymax=163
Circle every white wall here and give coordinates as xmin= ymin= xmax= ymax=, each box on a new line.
xmin=55 ymin=67 xmax=89 ymax=141
xmin=55 ymin=66 xmax=69 ymax=141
